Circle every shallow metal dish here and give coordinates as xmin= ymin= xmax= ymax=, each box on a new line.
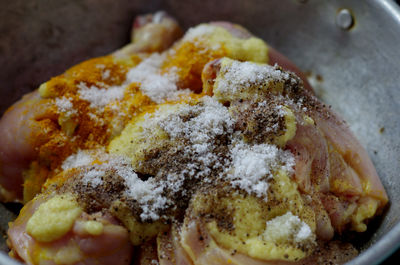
xmin=0 ymin=0 xmax=399 ymax=264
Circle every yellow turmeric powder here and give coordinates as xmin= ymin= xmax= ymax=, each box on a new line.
xmin=23 ymin=23 xmax=268 ymax=202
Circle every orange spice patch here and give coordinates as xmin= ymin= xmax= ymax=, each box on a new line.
xmin=23 ymin=54 xmax=147 ymax=199
xmin=162 ymin=41 xmax=227 ymax=93
xmin=24 ymin=41 xmax=225 ymax=200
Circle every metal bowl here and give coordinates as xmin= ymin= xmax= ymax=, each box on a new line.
xmin=0 ymin=0 xmax=399 ymax=264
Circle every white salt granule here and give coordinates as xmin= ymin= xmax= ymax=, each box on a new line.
xmin=145 ymin=96 xmax=234 ymax=148
xmin=55 ymin=97 xmax=76 ymax=116
xmin=263 ymin=212 xmax=315 ymax=244
xmin=84 ymin=154 xmax=168 ymax=221
xmin=133 ymin=96 xmax=235 ymax=194
xmin=274 ymin=104 xmax=289 ymax=117
xmin=296 ymin=222 xmax=313 ymax=242
xmin=162 ymin=96 xmax=234 ymax=144
xmin=138 ymin=96 xmax=295 ymax=200
xmin=95 ymin=64 xmax=111 ymax=80
xmin=110 ymin=156 xmax=168 ymax=221
xmin=63 ymin=150 xmax=168 ymax=221
xmin=81 ymin=169 xmax=105 ymax=187
xmin=102 ymin=69 xmax=111 ymax=80
xmin=87 ymin=112 xmax=105 ymax=126
xmin=126 ymin=53 xmax=189 ymax=103
xmin=119 ymin=165 xmax=167 ymax=221
xmin=159 ymin=97 xmax=234 ymax=178
xmin=82 ymin=50 xmax=190 ymax=109
xmin=61 ymin=149 xmax=96 ymax=170
xmin=78 ymin=82 xmax=125 ymax=109
xmin=216 ymin=61 xmax=292 ymax=97
xmin=226 ymin=141 xmax=295 ymax=199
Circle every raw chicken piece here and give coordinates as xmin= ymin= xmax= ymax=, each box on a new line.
xmin=3 ymin=14 xmax=389 ymax=265
xmin=209 ymin=21 xmax=313 ymax=91
xmin=285 ymin=113 xmax=334 ymax=240
xmin=114 ymin=11 xmax=182 ymax=57
xmin=0 ymin=91 xmax=53 ymax=202
xmin=7 ymin=155 xmax=168 ymax=265
xmin=288 ymin=89 xmax=388 ymax=233
xmin=157 ymin=226 xmax=193 ymax=265
xmin=7 ymin=194 xmax=133 ymax=265
xmin=201 ymin=57 xmax=388 ymax=236
xmin=0 ymin=12 xmax=183 ymax=203
xmin=286 ymin=115 xmax=330 ymax=195
xmin=178 ymin=217 xmax=357 ymax=265
xmin=309 ymin=98 xmax=388 ymax=202
xmin=0 ymin=17 xmax=310 ymax=204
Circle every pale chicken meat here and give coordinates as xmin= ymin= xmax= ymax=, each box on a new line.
xmin=178 ymin=216 xmax=358 ymax=265
xmin=0 ymin=91 xmax=49 ymax=201
xmin=2 ymin=11 xmax=388 ymax=265
xmin=7 ymin=193 xmax=133 ymax=265
xmin=157 ymin=227 xmax=193 ymax=265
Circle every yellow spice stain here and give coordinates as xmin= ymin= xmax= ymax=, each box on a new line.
xmin=39 ymin=55 xmax=141 ymax=99
xmin=192 ymin=171 xmax=316 ymax=261
xmin=24 ymin=23 xmax=272 ymax=202
xmin=303 ymin=115 xmax=315 ymax=125
xmin=26 ymin=194 xmax=82 ymax=242
xmin=332 ymin=178 xmax=356 ymax=194
xmin=162 ymin=41 xmax=228 ymax=93
xmin=22 ymin=161 xmax=49 ymax=203
xmin=162 ymin=24 xmax=268 ymax=94
xmin=110 ymin=200 xmax=169 ymax=246
xmin=362 ymin=179 xmax=372 ymax=195
xmin=351 ymin=198 xmax=379 ymax=232
xmin=53 ymin=243 xmax=82 ymax=265
xmin=275 ymin=106 xmax=297 ymax=147
xmin=83 ymin=220 xmax=104 ymax=236
xmin=31 ymin=240 xmax=82 ymax=265
xmin=108 ymin=96 xmax=198 ymax=166
xmin=24 ymin=54 xmax=147 ymax=201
